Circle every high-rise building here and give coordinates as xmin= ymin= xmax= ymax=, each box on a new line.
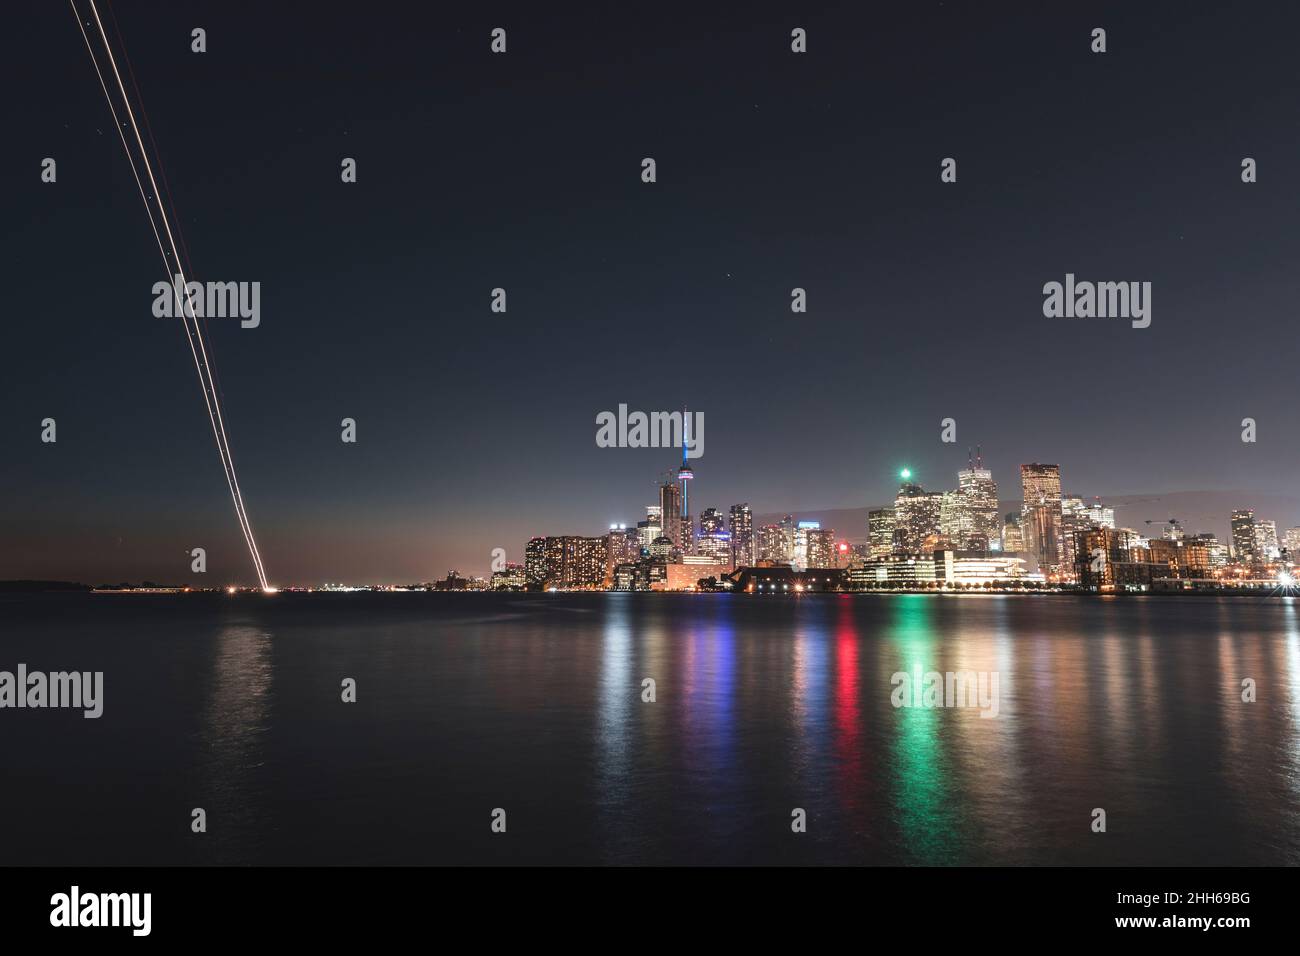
xmin=939 ymin=490 xmax=965 ymax=544
xmin=778 ymin=515 xmax=797 ymax=563
xmin=956 ymin=449 xmax=1000 ymax=549
xmin=792 ymin=521 xmax=823 ymax=569
xmin=696 ymin=507 xmax=731 ymax=564
xmin=605 ymin=525 xmax=640 ymax=583
xmin=1231 ymin=509 xmax=1257 ymax=564
xmin=699 ymin=507 xmax=724 ymax=534
xmin=524 ymin=537 xmax=546 ymax=586
xmin=1059 ymin=495 xmax=1093 ymax=582
xmin=868 ymin=508 xmax=896 ymax=558
xmin=1086 ymin=498 xmax=1115 ymax=529
xmin=757 ymin=524 xmax=787 ymax=564
xmin=804 ymin=527 xmax=836 ymax=569
xmin=1189 ymin=532 xmax=1229 ymax=568
xmin=894 ymin=479 xmax=942 ymax=554
xmin=543 ymin=536 xmax=568 ymax=585
xmin=728 ymin=503 xmax=754 ymax=568
xmin=1284 ymin=528 xmax=1300 ymax=560
xmin=659 ymin=482 xmax=682 ymax=551
xmin=573 ymin=537 xmax=609 ymax=586
xmin=1002 ymin=512 xmax=1025 ymax=552
xmin=1254 ymin=519 xmax=1280 ymax=560
xmin=1021 ymin=463 xmax=1064 ymax=578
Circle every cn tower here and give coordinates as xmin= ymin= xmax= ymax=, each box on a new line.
xmin=677 ymin=407 xmax=693 ymax=549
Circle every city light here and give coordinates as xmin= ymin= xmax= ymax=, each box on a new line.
xmin=900 ymin=468 xmax=912 ymax=480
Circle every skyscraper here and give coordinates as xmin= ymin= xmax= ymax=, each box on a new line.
xmin=728 ymin=503 xmax=754 ymax=568
xmin=1284 ymin=527 xmax=1300 ymax=559
xmin=894 ymin=479 xmax=942 ymax=554
xmin=525 ymin=536 xmax=546 ymax=586
xmin=956 ymin=450 xmax=999 ymax=549
xmin=699 ymin=507 xmax=724 ymax=534
xmin=793 ymin=521 xmax=822 ymax=569
xmin=1254 ymin=519 xmax=1280 ymax=560
xmin=804 ymin=527 xmax=836 ymax=569
xmin=868 ymin=507 xmax=896 ymax=558
xmin=1230 ymin=509 xmax=1256 ymax=564
xmin=1086 ymin=498 xmax=1116 ymax=529
xmin=757 ymin=524 xmax=786 ymax=564
xmin=1002 ymin=512 xmax=1025 ymax=552
xmin=1060 ymin=495 xmax=1092 ymax=582
xmin=637 ymin=504 xmax=662 ymax=555
xmin=1021 ymin=463 xmax=1064 ymax=578
xmin=778 ymin=514 xmax=797 ymax=563
xmin=659 ymin=482 xmax=682 ymax=551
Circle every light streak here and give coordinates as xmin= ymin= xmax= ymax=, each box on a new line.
xmin=70 ymin=0 xmax=270 ymax=589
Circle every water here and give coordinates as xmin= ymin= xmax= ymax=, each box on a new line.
xmin=3 ymin=591 xmax=1298 ymax=866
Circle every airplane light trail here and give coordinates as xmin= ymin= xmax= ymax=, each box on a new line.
xmin=70 ymin=0 xmax=270 ymax=590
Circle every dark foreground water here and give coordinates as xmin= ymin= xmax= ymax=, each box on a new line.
xmin=2 ymin=591 xmax=1299 ymax=866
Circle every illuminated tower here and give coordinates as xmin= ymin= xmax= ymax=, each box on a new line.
xmin=956 ymin=447 xmax=999 ymax=549
xmin=677 ymin=408 xmax=694 ymax=555
xmin=1021 ymin=463 xmax=1064 ymax=578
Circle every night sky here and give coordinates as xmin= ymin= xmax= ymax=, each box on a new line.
xmin=4 ymin=2 xmax=1299 ymax=585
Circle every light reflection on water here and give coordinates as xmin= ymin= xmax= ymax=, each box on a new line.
xmin=6 ymin=592 xmax=1300 ymax=865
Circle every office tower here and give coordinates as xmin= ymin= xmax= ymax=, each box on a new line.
xmin=1254 ymin=519 xmax=1280 ymax=560
xmin=804 ymin=527 xmax=836 ymax=569
xmin=1002 ymin=512 xmax=1025 ymax=552
xmin=1284 ymin=528 xmax=1300 ymax=559
xmin=696 ymin=529 xmax=732 ymax=563
xmin=1086 ymin=498 xmax=1115 ymax=529
xmin=1190 ymin=532 xmax=1229 ymax=568
xmin=638 ymin=505 xmax=663 ymax=555
xmin=792 ymin=521 xmax=820 ymax=569
xmin=777 ymin=515 xmax=797 ymax=563
xmin=956 ymin=449 xmax=1000 ymax=548
xmin=605 ymin=525 xmax=640 ymax=582
xmin=757 ymin=524 xmax=786 ymax=563
xmin=524 ymin=536 xmax=546 ymax=586
xmin=1021 ymin=463 xmax=1064 ymax=578
xmin=1230 ymin=509 xmax=1257 ymax=563
xmin=939 ymin=490 xmax=965 ymax=544
xmin=659 ymin=482 xmax=682 ymax=551
xmin=729 ymin=503 xmax=754 ymax=568
xmin=649 ymin=534 xmax=674 ymax=560
xmin=894 ymin=479 xmax=942 ymax=554
xmin=868 ymin=507 xmax=896 ymax=558
xmin=1060 ymin=495 xmax=1092 ymax=581
xmin=700 ymin=507 xmax=724 ymax=534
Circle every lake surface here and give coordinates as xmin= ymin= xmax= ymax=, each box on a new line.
xmin=2 ymin=591 xmax=1298 ymax=865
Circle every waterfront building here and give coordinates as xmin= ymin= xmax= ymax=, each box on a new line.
xmin=1021 ymin=463 xmax=1064 ymax=579
xmin=868 ymin=507 xmax=896 ymax=559
xmin=728 ymin=503 xmax=754 ymax=568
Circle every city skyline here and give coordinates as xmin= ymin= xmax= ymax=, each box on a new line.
xmin=7 ymin=3 xmax=1300 ymax=586
xmin=492 ymin=443 xmax=1299 ymax=591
